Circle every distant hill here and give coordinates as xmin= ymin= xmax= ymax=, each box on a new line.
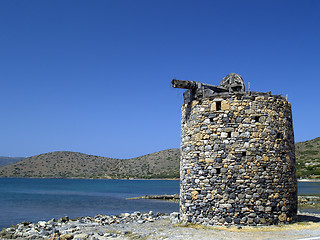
xmin=296 ymin=137 xmax=320 ymax=179
xmin=0 ymin=157 xmax=24 ymax=167
xmin=0 ymin=149 xmax=180 ymax=179
xmin=0 ymin=137 xmax=319 ymax=179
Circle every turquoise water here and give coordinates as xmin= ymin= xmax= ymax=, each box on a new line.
xmin=0 ymin=178 xmax=319 ymax=229
xmin=297 ymin=181 xmax=320 ymax=195
xmin=0 ymin=178 xmax=179 ymax=229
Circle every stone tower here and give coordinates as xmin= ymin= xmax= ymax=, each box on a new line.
xmin=172 ymin=73 xmax=297 ymax=225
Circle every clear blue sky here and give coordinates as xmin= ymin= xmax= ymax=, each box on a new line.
xmin=1 ymin=0 xmax=319 ymax=158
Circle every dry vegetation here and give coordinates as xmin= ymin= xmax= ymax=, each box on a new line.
xmin=0 ymin=136 xmax=319 ymax=180
xmin=0 ymin=149 xmax=180 ymax=179
xmin=296 ymin=137 xmax=320 ymax=179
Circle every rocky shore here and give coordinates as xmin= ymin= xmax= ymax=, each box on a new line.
xmin=1 ymin=211 xmax=320 ymax=240
xmin=1 ymin=195 xmax=320 ymax=239
xmin=126 ymin=194 xmax=179 ymax=202
xmin=0 ymin=211 xmax=165 ymax=240
xmin=298 ymin=195 xmax=320 ymax=209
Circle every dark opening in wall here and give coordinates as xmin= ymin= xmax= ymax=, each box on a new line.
xmin=263 ymin=166 xmax=267 ymax=171
xmin=242 ymin=152 xmax=246 ymax=157
xmin=228 ymin=132 xmax=232 ymax=138
xmin=254 ymin=116 xmax=260 ymax=122
xmin=232 ymin=86 xmax=242 ymax=92
xmin=210 ymin=118 xmax=214 ymax=123
xmin=277 ymin=132 xmax=282 ymax=139
xmin=216 ymin=101 xmax=221 ymax=111
xmin=216 ymin=168 xmax=221 ymax=174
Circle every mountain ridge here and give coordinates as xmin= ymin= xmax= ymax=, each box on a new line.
xmin=0 ymin=149 xmax=180 ymax=179
xmin=0 ymin=137 xmax=319 ymax=179
xmin=0 ymin=157 xmax=25 ymax=167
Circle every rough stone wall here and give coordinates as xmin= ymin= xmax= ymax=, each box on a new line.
xmin=180 ymin=93 xmax=297 ymax=225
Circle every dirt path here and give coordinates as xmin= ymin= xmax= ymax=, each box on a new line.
xmin=102 ymin=213 xmax=320 ymax=240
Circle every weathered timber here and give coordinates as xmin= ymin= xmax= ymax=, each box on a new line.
xmin=172 ymin=73 xmax=245 ymax=103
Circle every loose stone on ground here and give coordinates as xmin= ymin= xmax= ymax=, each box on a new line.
xmin=1 ymin=211 xmax=320 ymax=240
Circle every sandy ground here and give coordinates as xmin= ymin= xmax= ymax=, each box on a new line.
xmin=2 ymin=212 xmax=320 ymax=240
xmin=78 ymin=213 xmax=320 ymax=240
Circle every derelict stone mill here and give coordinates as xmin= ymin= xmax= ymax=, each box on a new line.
xmin=172 ymin=73 xmax=297 ymax=225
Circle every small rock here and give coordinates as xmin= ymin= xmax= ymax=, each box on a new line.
xmin=48 ymin=233 xmax=59 ymax=240
xmin=170 ymin=212 xmax=180 ymax=224
xmin=60 ymin=233 xmax=74 ymax=240
xmin=58 ymin=216 xmax=70 ymax=223
xmin=47 ymin=218 xmax=56 ymax=225
xmin=38 ymin=221 xmax=47 ymax=227
xmin=73 ymin=233 xmax=89 ymax=239
xmin=120 ymin=213 xmax=130 ymax=218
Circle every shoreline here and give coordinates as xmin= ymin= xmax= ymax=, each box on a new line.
xmin=298 ymin=178 xmax=320 ymax=182
xmin=1 ymin=211 xmax=320 ymax=240
xmin=0 ymin=176 xmax=180 ymax=181
xmin=0 ymin=176 xmax=319 ymax=182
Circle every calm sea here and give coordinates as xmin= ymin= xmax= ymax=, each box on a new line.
xmin=0 ymin=178 xmax=319 ymax=229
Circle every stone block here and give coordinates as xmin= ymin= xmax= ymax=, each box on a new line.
xmin=241 ymin=207 xmax=250 ymax=213
xmin=195 ymin=133 xmax=202 ymax=141
xmin=203 ymin=119 xmax=210 ymax=124
xmin=224 ymin=127 xmax=234 ymax=132
xmin=220 ymin=204 xmax=232 ymax=208
xmin=221 ymin=100 xmax=230 ymax=110
xmin=278 ymin=213 xmax=287 ymax=222
xmin=265 ymin=207 xmax=272 ymax=212
xmin=205 ymin=158 xmax=213 ymax=163
xmin=191 ymin=191 xmax=199 ymax=200
xmin=231 ymin=132 xmax=239 ymax=138
xmin=221 ymin=132 xmax=228 ymax=138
